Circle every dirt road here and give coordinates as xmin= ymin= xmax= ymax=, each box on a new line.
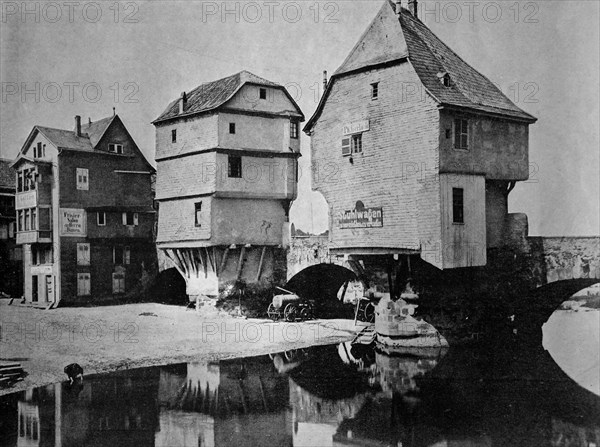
xmin=0 ymin=300 xmax=358 ymax=396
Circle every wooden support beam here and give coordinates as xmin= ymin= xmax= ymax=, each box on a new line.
xmin=219 ymin=248 xmax=230 ymax=276
xmin=182 ymin=250 xmax=196 ymax=278
xmin=212 ymin=247 xmax=219 ymax=275
xmin=256 ymin=246 xmax=267 ymax=281
xmin=204 ymin=247 xmax=214 ymax=273
xmin=172 ymin=249 xmax=189 ymax=278
xmin=192 ymin=248 xmax=202 ymax=277
xmin=236 ymin=246 xmax=247 ymax=280
xmin=165 ymin=249 xmax=183 ymax=276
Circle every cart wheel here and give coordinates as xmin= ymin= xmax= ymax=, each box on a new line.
xmin=284 ymin=303 xmax=297 ymax=322
xmin=300 ymin=306 xmax=313 ymax=321
xmin=364 ymin=302 xmax=375 ymax=323
xmin=267 ymin=303 xmax=279 ymax=321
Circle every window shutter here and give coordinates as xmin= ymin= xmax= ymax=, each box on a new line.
xmin=133 ymin=213 xmax=138 ymax=226
xmin=124 ymin=247 xmax=130 ymax=265
xmin=342 ymin=138 xmax=351 ymax=156
xmin=122 ymin=213 xmax=127 ymax=225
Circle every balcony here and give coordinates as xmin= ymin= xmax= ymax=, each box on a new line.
xmin=16 ymin=207 xmax=52 ymax=245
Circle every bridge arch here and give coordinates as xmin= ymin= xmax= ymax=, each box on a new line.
xmin=513 ymin=278 xmax=599 ymax=344
xmin=284 ymin=263 xmax=357 ymax=303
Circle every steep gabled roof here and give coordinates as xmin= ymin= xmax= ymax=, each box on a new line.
xmin=11 ymin=115 xmax=155 ymax=172
xmin=0 ymin=158 xmax=15 ymax=190
xmin=80 ymin=115 xmax=115 ymax=147
xmin=153 ymin=70 xmax=304 ymax=124
xmin=305 ymin=1 xmax=535 ymax=132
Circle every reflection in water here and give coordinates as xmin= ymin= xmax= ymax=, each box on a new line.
xmin=543 ymin=309 xmax=600 ymax=395
xmin=1 ymin=341 xmax=599 ymax=447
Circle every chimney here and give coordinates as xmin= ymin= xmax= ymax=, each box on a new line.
xmin=394 ymin=0 xmax=402 ymax=16
xmin=179 ymin=91 xmax=187 ymax=114
xmin=75 ymin=115 xmax=81 ymax=137
xmin=408 ymin=0 xmax=418 ymax=17
xmin=322 ymin=71 xmax=328 ymax=93
xmin=88 ymin=117 xmax=92 ymax=125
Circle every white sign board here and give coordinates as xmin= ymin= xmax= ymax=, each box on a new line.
xmin=342 ymin=120 xmax=370 ymax=135
xmin=60 ymin=208 xmax=87 ymax=237
xmin=16 ymin=191 xmax=37 ymax=210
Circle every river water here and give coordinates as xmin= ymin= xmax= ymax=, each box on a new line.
xmin=1 ymin=311 xmax=599 ymax=447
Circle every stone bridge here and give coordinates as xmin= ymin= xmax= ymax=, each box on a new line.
xmin=288 ymin=235 xmax=599 ymax=286
xmin=287 ymin=235 xmax=599 ymax=341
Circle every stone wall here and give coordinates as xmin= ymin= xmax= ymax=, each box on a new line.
xmin=287 ymin=236 xmax=331 ymax=280
xmin=528 ymin=236 xmax=600 ymax=287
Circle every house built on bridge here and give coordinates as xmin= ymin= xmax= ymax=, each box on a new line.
xmin=304 ymin=0 xmax=537 ymax=293
xmin=153 ymin=71 xmax=304 ymax=302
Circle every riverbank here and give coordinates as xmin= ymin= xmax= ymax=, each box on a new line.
xmin=0 ymin=300 xmax=358 ymax=396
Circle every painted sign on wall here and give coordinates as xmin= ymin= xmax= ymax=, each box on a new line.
xmin=338 ymin=201 xmax=383 ymax=229
xmin=60 ymin=208 xmax=87 ymax=236
xmin=342 ymin=120 xmax=369 ymax=135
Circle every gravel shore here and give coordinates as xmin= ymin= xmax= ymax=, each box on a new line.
xmin=0 ymin=300 xmax=358 ymax=396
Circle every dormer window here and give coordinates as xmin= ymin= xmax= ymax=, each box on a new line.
xmin=438 ymin=72 xmax=452 ymax=87
xmin=259 ymin=88 xmax=267 ymax=100
xmin=371 ymin=82 xmax=379 ymax=100
xmin=108 ymin=143 xmax=123 ymax=154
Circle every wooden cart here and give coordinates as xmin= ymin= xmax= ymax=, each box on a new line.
xmin=267 ymin=287 xmax=315 ymax=322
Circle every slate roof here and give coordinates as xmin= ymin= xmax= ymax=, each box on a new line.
xmin=0 ymin=158 xmax=15 ymax=190
xmin=80 ymin=115 xmax=115 ymax=147
xmin=153 ymin=70 xmax=303 ymax=124
xmin=306 ymin=1 xmax=535 ymax=131
xmin=35 ymin=125 xmax=94 ymax=151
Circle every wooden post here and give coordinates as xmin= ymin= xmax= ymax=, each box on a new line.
xmin=219 ymin=247 xmax=230 ymax=276
xmin=236 ymin=246 xmax=247 ymax=280
xmin=256 ymin=246 xmax=267 ymax=281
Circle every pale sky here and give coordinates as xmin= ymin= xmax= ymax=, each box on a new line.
xmin=1 ymin=0 xmax=598 ymax=236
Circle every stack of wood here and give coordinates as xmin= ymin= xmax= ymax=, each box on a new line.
xmin=0 ymin=362 xmax=25 ymax=387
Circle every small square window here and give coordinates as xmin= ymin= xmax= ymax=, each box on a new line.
xmin=171 ymin=129 xmax=177 ymax=143
xmin=97 ymin=212 xmax=106 ymax=226
xmin=371 ymin=82 xmax=379 ymax=100
xmin=108 ymin=143 xmax=123 ymax=154
xmin=113 ymin=246 xmax=130 ymax=265
xmin=452 ymin=188 xmax=464 ymax=224
xmin=229 ymin=123 xmax=236 ymax=134
xmin=122 ymin=212 xmax=138 ymax=226
xmin=195 ymin=202 xmax=202 ymax=227
xmin=290 ymin=121 xmax=298 ymax=139
xmin=228 ymin=155 xmax=242 ymax=178
xmin=259 ymin=88 xmax=267 ymax=100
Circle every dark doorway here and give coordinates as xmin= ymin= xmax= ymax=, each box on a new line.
xmin=31 ymin=276 xmax=38 ymax=302
xmin=152 ymin=268 xmax=187 ymax=305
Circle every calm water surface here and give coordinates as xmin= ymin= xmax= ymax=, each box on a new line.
xmin=1 ymin=312 xmax=599 ymax=447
